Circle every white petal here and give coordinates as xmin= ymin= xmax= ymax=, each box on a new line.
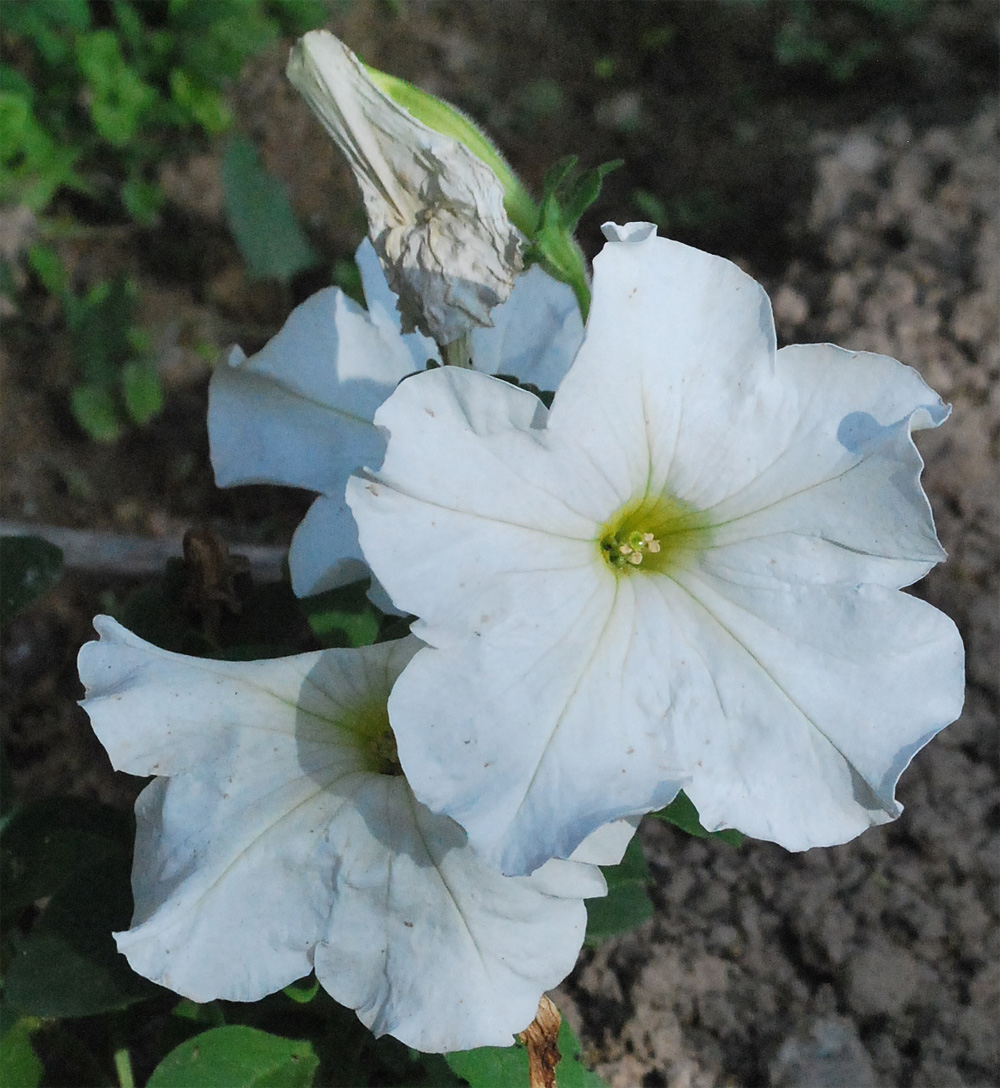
xmin=347 ymin=368 xmax=605 ymax=635
xmin=79 ymin=619 xmax=422 ymax=1001
xmin=387 ymin=581 xmax=688 ymax=874
xmin=81 ymin=621 xmax=600 ymax=1046
xmin=568 ymin=817 xmax=640 ymax=867
xmin=314 ymin=776 xmax=593 ymax=1051
xmin=78 ymin=616 xmax=356 ymax=777
xmin=288 ymin=494 xmax=404 ymax=610
xmin=118 ymin=767 xmax=346 ymax=1002
xmin=348 ymin=368 xmax=685 ymax=873
xmin=208 ymin=286 xmax=415 ymax=494
xmin=546 ymin=230 xmax=778 ymax=510
xmin=662 ymin=569 xmax=964 ymax=848
xmin=471 ymin=264 xmax=583 ymax=391
xmin=288 ymin=494 xmax=369 ymax=598
xmin=355 ymin=238 xmax=440 ymax=366
xmin=705 ymin=343 xmax=949 ymax=588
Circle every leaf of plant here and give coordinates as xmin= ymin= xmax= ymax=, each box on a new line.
xmin=585 ymin=834 xmax=653 ymax=948
xmin=446 ymin=1018 xmax=606 ymax=1087
xmin=552 ymin=1018 xmax=607 ymax=1088
xmin=282 ymin=976 xmax=319 ymax=1004
xmin=120 ymin=359 xmax=164 ymax=425
xmin=4 ymin=855 xmax=160 ymax=1017
xmin=299 ymin=581 xmax=380 ymax=649
xmin=0 ymin=796 xmax=132 ymax=926
xmin=67 ymin=276 xmax=136 ymax=388
xmin=70 ymin=383 xmax=123 ymax=442
xmin=222 ymin=135 xmax=318 ymax=283
xmin=147 ymin=1025 xmax=319 ymax=1088
xmin=0 ymin=535 xmax=63 ymax=627
xmin=445 ymin=1038 xmax=528 ymax=1086
xmin=0 ymin=1014 xmax=43 ymax=1088
xmin=27 ymin=243 xmax=68 ymax=297
xmin=651 ymin=791 xmax=745 ymax=847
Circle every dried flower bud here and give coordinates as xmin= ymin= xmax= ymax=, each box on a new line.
xmin=287 ymin=31 xmax=522 ymax=346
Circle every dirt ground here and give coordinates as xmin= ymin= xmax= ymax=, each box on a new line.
xmin=2 ymin=2 xmax=997 ymax=1086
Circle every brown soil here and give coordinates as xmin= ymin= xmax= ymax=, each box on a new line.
xmin=2 ymin=2 xmax=997 ymax=1086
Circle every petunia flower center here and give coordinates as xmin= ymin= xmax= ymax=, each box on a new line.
xmin=336 ymin=698 xmax=404 ymax=776
xmin=598 ymin=492 xmax=712 ymax=576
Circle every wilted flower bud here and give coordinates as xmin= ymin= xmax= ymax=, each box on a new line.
xmin=287 ymin=30 xmax=522 ymax=346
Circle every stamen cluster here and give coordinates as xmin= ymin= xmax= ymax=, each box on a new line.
xmin=602 ymin=529 xmax=661 ymax=568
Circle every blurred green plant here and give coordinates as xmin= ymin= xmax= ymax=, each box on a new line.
xmin=28 ymin=244 xmax=163 ymax=442
xmin=221 ymin=134 xmax=319 ymax=283
xmin=733 ymin=0 xmax=929 ymax=84
xmin=631 ymin=187 xmax=728 ymax=235
xmin=0 ymin=0 xmax=327 ymax=223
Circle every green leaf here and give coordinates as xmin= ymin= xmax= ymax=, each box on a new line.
xmin=585 ymin=834 xmax=653 ymax=947
xmin=552 ymin=1017 xmax=607 ymax=1088
xmin=26 ymin=243 xmax=68 ymax=297
xmin=222 ymin=135 xmax=318 ymax=283
xmin=1 ymin=799 xmax=154 ymax=1017
xmin=445 ymin=1039 xmax=527 ymax=1086
xmin=170 ymin=69 xmax=232 ymax=135
xmin=0 ymin=797 xmax=132 ymax=925
xmin=67 ymin=275 xmax=137 ymax=388
xmin=446 ymin=1018 xmax=606 ymax=1087
xmin=282 ymin=976 xmax=319 ymax=1004
xmin=122 ymin=175 xmax=164 ymax=224
xmin=172 ymin=998 xmax=227 ymax=1026
xmin=70 ymin=383 xmax=123 ymax=442
xmin=559 ymin=159 xmax=622 ymax=233
xmin=0 ymin=535 xmax=63 ymax=627
xmin=299 ymin=581 xmax=380 ymax=649
xmin=147 ymin=1025 xmax=318 ymax=1088
xmin=120 ymin=359 xmax=164 ymax=425
xmin=3 ymin=853 xmax=160 ymax=1017
xmin=651 ymin=791 xmax=745 ymax=847
xmin=522 ymin=155 xmax=622 ymax=321
xmin=0 ymin=1014 xmax=43 ymax=1088
xmin=75 ymin=30 xmax=159 ymax=148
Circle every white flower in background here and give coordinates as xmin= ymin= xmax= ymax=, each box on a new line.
xmin=209 ymin=239 xmax=581 ymax=599
xmin=78 ymin=618 xmax=619 ymax=1052
xmin=347 ymin=221 xmax=965 ymax=876
xmin=287 ymin=30 xmax=521 ymax=346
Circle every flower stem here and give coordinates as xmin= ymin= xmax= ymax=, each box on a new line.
xmin=114 ymin=1047 xmax=135 ymax=1088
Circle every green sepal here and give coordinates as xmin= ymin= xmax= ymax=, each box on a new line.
xmin=363 ymin=64 xmax=537 ymax=237
xmin=524 ymin=156 xmax=623 ymax=320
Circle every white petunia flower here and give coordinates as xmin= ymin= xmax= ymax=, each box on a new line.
xmin=347 ymin=221 xmax=965 ymax=876
xmin=78 ymin=618 xmax=617 ymax=1052
xmin=209 ymin=239 xmax=582 ymax=598
xmin=287 ymin=30 xmax=522 ymax=346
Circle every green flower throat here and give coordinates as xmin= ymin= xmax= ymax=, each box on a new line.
xmin=336 ymin=698 xmax=403 ymax=776
xmin=599 ymin=492 xmax=712 ymax=576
